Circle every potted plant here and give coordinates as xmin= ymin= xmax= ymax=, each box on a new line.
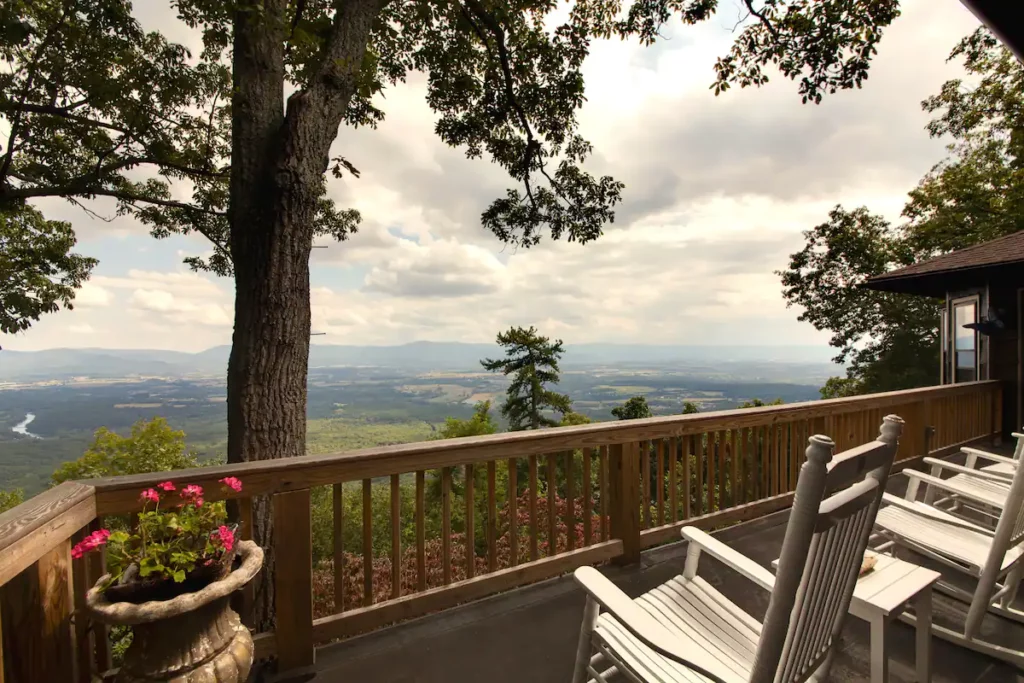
xmin=80 ymin=477 xmax=263 ymax=683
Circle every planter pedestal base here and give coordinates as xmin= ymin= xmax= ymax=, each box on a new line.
xmin=117 ymin=596 xmax=252 ymax=682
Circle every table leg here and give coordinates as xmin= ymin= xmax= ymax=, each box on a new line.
xmin=915 ymin=587 xmax=933 ymax=682
xmin=870 ymin=614 xmax=889 ymax=683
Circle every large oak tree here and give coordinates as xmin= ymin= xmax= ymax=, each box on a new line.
xmin=2 ymin=0 xmax=904 ymax=626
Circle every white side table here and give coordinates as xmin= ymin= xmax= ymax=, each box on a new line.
xmin=772 ymin=550 xmax=940 ymax=683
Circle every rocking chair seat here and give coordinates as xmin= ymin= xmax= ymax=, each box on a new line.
xmin=875 ymin=503 xmax=1023 ymax=573
xmin=593 ymin=575 xmax=761 ymax=683
xmin=943 ymin=473 xmax=1011 ymax=507
xmin=981 ymin=461 xmax=1016 ymax=477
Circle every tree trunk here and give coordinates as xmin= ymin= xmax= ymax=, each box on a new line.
xmin=226 ymin=0 xmax=387 ymax=632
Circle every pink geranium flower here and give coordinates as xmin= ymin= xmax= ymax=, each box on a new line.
xmin=139 ymin=488 xmax=160 ymax=504
xmin=157 ymin=481 xmax=176 ymax=492
xmin=180 ymin=484 xmax=204 ymax=507
xmin=211 ymin=525 xmax=235 ymax=553
xmin=71 ymin=529 xmax=111 ymax=559
xmin=219 ymin=477 xmax=243 ymax=493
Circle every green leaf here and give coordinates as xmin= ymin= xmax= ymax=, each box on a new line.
xmin=172 ymin=569 xmax=186 ymax=583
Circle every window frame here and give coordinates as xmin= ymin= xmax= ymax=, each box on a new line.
xmin=950 ymin=294 xmax=981 ymax=384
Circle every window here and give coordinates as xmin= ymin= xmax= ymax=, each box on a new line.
xmin=940 ymin=307 xmax=948 ymax=384
xmin=953 ymin=300 xmax=978 ymax=383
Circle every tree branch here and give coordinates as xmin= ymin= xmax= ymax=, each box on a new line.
xmin=742 ymin=0 xmax=780 ymax=42
xmin=0 ymin=102 xmax=130 ymax=134
xmin=3 ymin=184 xmax=225 ymax=217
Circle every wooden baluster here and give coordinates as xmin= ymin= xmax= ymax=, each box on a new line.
xmin=274 ymin=489 xmax=314 ymax=671
xmin=508 ymin=458 xmax=519 ymax=564
xmin=739 ymin=428 xmax=749 ymax=504
xmin=582 ymin=448 xmax=593 ymax=546
xmin=563 ymin=453 xmax=574 ymax=552
xmin=442 ymin=468 xmax=452 ymax=586
xmin=488 ymin=460 xmax=498 ymax=571
xmin=1 ymin=541 xmax=75 ymax=682
xmin=71 ymin=529 xmax=92 ymax=683
xmin=465 ymin=463 xmax=475 ymax=580
xmin=707 ymin=433 xmax=716 ymax=513
xmin=640 ymin=441 xmax=651 ymax=529
xmin=669 ymin=438 xmax=678 ymax=523
xmin=0 ymin=599 xmax=4 ymax=683
xmin=362 ymin=479 xmax=373 ymax=606
xmin=599 ymin=447 xmax=609 ymax=541
xmin=609 ymin=441 xmax=641 ymax=565
xmin=416 ymin=471 xmax=426 ymax=591
xmin=694 ymin=434 xmax=704 ymax=516
xmin=716 ymin=430 xmax=726 ymax=510
xmin=656 ymin=439 xmax=665 ymax=526
xmin=390 ymin=474 xmax=401 ymax=599
xmin=547 ymin=454 xmax=558 ymax=556
xmin=770 ymin=425 xmax=780 ymax=496
xmin=332 ymin=484 xmax=345 ymax=613
xmin=529 ymin=455 xmax=539 ymax=560
xmin=730 ymin=428 xmax=740 ymax=506
xmin=86 ymin=520 xmax=111 ymax=675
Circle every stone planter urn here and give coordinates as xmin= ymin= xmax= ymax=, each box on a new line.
xmin=85 ymin=540 xmax=264 ymax=682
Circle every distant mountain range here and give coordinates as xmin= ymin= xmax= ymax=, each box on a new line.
xmin=0 ymin=342 xmax=838 ymax=381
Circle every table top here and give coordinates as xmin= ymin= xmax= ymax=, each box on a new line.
xmin=772 ymin=550 xmax=941 ymax=618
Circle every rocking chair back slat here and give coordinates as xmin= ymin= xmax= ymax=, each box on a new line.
xmin=750 ymin=415 xmax=903 ymax=683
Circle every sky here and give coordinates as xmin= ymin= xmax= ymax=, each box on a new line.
xmin=4 ymin=0 xmax=985 ymax=353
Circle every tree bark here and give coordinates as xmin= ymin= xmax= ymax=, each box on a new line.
xmin=226 ymin=0 xmax=389 ymax=631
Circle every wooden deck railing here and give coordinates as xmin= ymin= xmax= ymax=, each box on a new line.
xmin=0 ymin=380 xmax=1002 ymax=680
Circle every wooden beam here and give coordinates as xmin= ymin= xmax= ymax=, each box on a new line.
xmin=0 ymin=540 xmax=75 ymax=683
xmin=273 ymin=490 xmax=314 ymax=672
xmin=0 ymin=483 xmax=95 ymax=586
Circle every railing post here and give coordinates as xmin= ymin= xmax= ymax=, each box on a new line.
xmin=991 ymin=383 xmax=1003 ymax=446
xmin=608 ymin=442 xmax=641 ymax=565
xmin=273 ymin=489 xmax=314 ymax=672
xmin=0 ymin=540 xmax=75 ymax=683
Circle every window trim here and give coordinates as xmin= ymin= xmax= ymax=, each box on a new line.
xmin=950 ymin=294 xmax=981 ymax=384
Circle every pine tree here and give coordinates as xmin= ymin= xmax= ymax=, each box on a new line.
xmin=482 ymin=326 xmax=571 ymax=430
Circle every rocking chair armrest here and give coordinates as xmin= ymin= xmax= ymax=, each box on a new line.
xmin=961 ymin=447 xmax=1018 ymax=467
xmin=681 ymin=527 xmax=776 ymax=592
xmin=573 ymin=567 xmax=732 ymax=683
xmin=922 ymin=458 xmax=1013 ymax=483
xmin=880 ymin=493 xmax=995 ymax=536
xmin=901 ymin=470 xmax=1006 ymax=512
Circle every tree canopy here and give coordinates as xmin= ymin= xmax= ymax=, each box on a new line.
xmin=482 ymin=326 xmax=571 ymax=430
xmin=52 ymin=417 xmax=199 ymax=483
xmin=0 ymin=204 xmax=96 ymax=341
xmin=780 ymin=28 xmax=1024 ymax=398
xmin=611 ymin=395 xmax=652 ymax=420
xmin=436 ymin=400 xmax=499 ymax=439
xmin=681 ymin=401 xmax=700 ymax=414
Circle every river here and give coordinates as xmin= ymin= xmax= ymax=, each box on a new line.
xmin=12 ymin=413 xmax=41 ymax=439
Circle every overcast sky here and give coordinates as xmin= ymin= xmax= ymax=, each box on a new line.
xmin=5 ymin=0 xmax=983 ymax=353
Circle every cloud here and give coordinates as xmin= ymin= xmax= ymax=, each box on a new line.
xmin=74 ymin=283 xmax=113 ymax=307
xmin=68 ymin=324 xmax=95 ymax=334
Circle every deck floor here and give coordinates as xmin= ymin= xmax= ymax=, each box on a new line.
xmin=266 ymin=450 xmax=1024 ymax=683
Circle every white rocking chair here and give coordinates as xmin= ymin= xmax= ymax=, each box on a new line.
xmin=570 ymin=416 xmax=903 ymax=683
xmin=872 ymin=447 xmax=1024 ymax=667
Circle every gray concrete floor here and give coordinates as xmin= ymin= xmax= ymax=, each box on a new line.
xmin=267 ymin=448 xmax=1024 ymax=683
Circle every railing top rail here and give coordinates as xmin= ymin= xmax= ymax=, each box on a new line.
xmin=0 ymin=481 xmax=96 ymax=586
xmin=83 ymin=381 xmax=998 ymax=515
